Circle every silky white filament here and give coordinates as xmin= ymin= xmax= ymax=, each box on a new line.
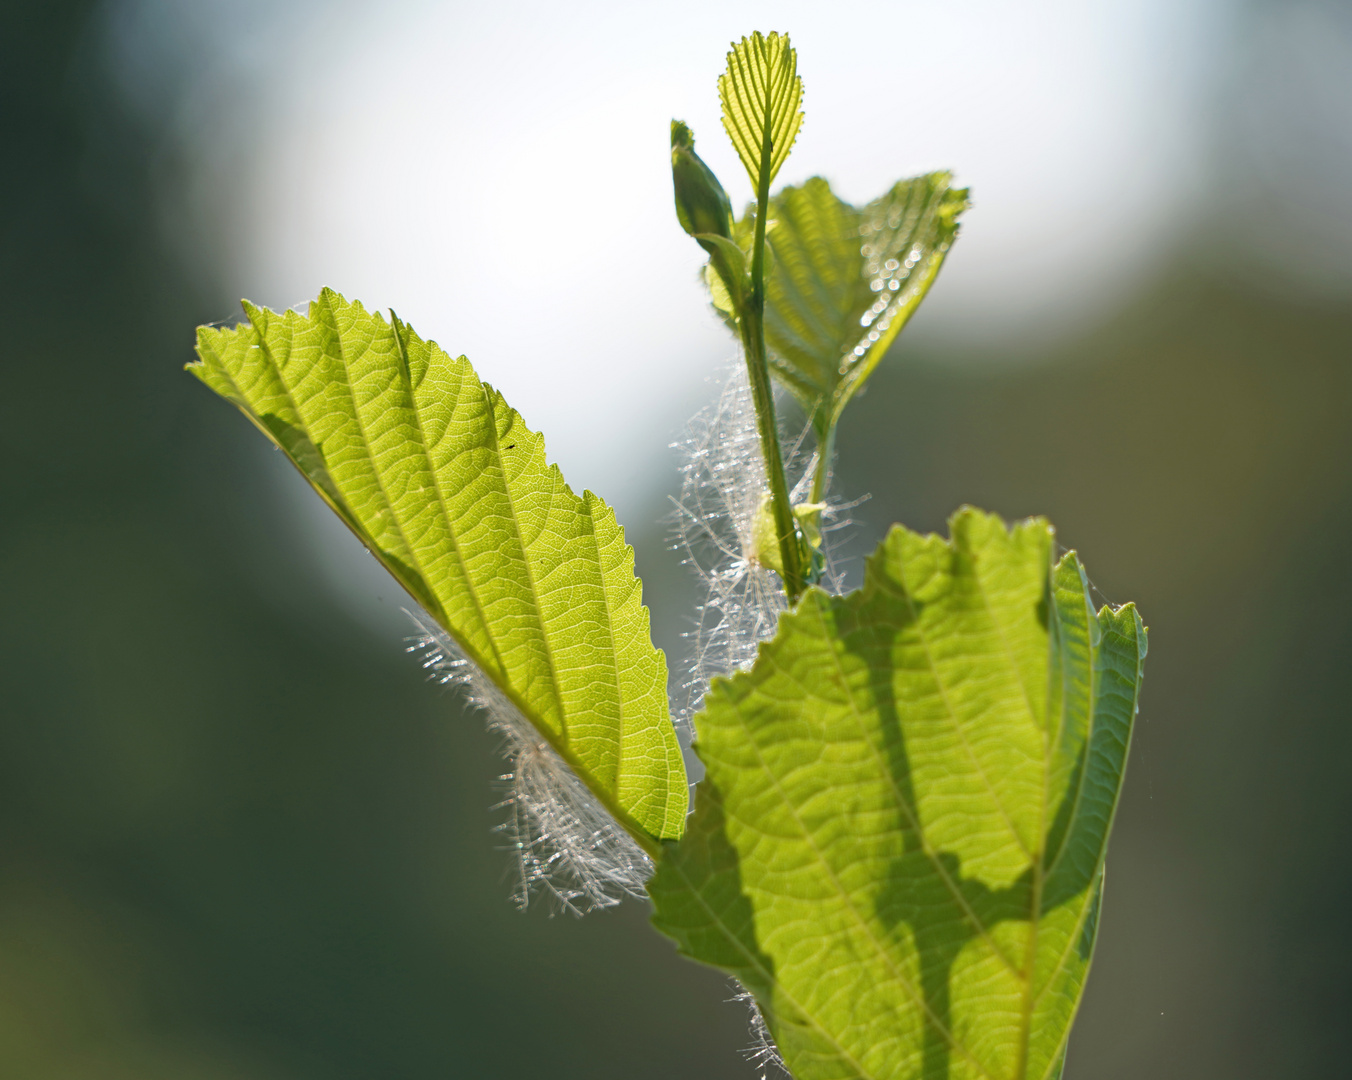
xmin=670 ymin=362 xmax=786 ymax=723
xmin=405 ymin=609 xmax=652 ymax=916
xmin=670 ymin=361 xmax=852 ymax=724
xmin=732 ymin=985 xmax=790 ymax=1078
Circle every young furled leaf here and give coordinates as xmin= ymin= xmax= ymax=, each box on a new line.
xmin=189 ymin=289 xmax=688 ymax=847
xmin=650 ymin=508 xmax=1146 ymax=1080
xmin=719 ymin=31 xmax=805 ymax=194
xmin=761 ymin=173 xmax=970 ymax=436
xmin=672 ymin=120 xmax=752 ymax=324
xmin=671 ymin=119 xmax=735 ymax=243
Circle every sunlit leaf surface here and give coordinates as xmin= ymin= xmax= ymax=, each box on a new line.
xmin=760 ymin=174 xmax=969 ymax=431
xmin=719 ymin=31 xmax=804 ymax=192
xmin=650 ymin=509 xmax=1146 ymax=1079
xmin=189 ymin=289 xmax=687 ymax=842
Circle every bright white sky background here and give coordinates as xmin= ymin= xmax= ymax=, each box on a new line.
xmin=111 ymin=0 xmax=1234 ymax=511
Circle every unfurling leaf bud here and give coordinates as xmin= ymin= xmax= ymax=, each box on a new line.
xmin=671 ymin=120 xmax=733 ymax=241
xmin=752 ymin=493 xmax=822 ymax=581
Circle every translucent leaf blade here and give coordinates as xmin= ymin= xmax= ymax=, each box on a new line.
xmin=189 ymin=289 xmax=687 ymax=842
xmin=760 ymin=173 xmax=970 ymax=426
xmin=649 ymin=508 xmax=1146 ymax=1079
xmin=719 ymin=31 xmax=804 ymax=190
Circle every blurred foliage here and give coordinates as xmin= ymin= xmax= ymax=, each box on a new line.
xmin=1 ymin=2 xmax=1349 ymax=1079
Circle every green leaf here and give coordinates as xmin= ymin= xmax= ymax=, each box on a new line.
xmin=650 ymin=509 xmax=1146 ymax=1079
xmin=719 ymin=31 xmax=804 ymax=193
xmin=188 ymin=288 xmax=688 ymax=843
xmin=695 ymin=231 xmax=750 ymax=313
xmin=760 ymin=173 xmax=970 ymax=433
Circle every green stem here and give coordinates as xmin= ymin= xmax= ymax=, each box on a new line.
xmin=744 ymin=112 xmax=805 ymax=604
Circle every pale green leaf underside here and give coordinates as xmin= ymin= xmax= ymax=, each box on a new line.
xmin=720 ymin=31 xmax=804 ymax=190
xmin=650 ymin=509 xmax=1146 ymax=1079
xmin=761 ymin=173 xmax=969 ymax=430
xmin=189 ymin=289 xmax=687 ymax=841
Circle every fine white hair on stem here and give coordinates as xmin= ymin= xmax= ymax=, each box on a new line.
xmin=671 ymin=362 xmax=785 ymax=721
xmin=404 ymin=608 xmax=652 ymax=917
xmin=670 ymin=361 xmax=853 ymax=723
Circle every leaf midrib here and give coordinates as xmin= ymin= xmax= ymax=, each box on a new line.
xmin=391 ymin=322 xmax=509 ymax=681
xmin=481 ymin=390 xmax=570 ymax=741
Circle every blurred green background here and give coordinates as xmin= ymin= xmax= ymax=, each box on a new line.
xmin=2 ymin=1 xmax=1349 ymax=1077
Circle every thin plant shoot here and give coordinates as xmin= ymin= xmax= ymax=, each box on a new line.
xmin=187 ymin=30 xmax=1146 ymax=1080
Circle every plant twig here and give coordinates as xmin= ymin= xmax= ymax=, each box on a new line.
xmin=743 ymin=114 xmax=805 ymax=604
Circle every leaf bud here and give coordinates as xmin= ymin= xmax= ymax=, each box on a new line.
xmin=671 ymin=120 xmax=733 ymax=241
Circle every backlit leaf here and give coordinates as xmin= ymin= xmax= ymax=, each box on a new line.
xmin=189 ymin=289 xmax=688 ymax=842
xmin=650 ymin=508 xmax=1146 ymax=1079
xmin=719 ymin=31 xmax=804 ymax=192
xmin=761 ymin=173 xmax=969 ymax=432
